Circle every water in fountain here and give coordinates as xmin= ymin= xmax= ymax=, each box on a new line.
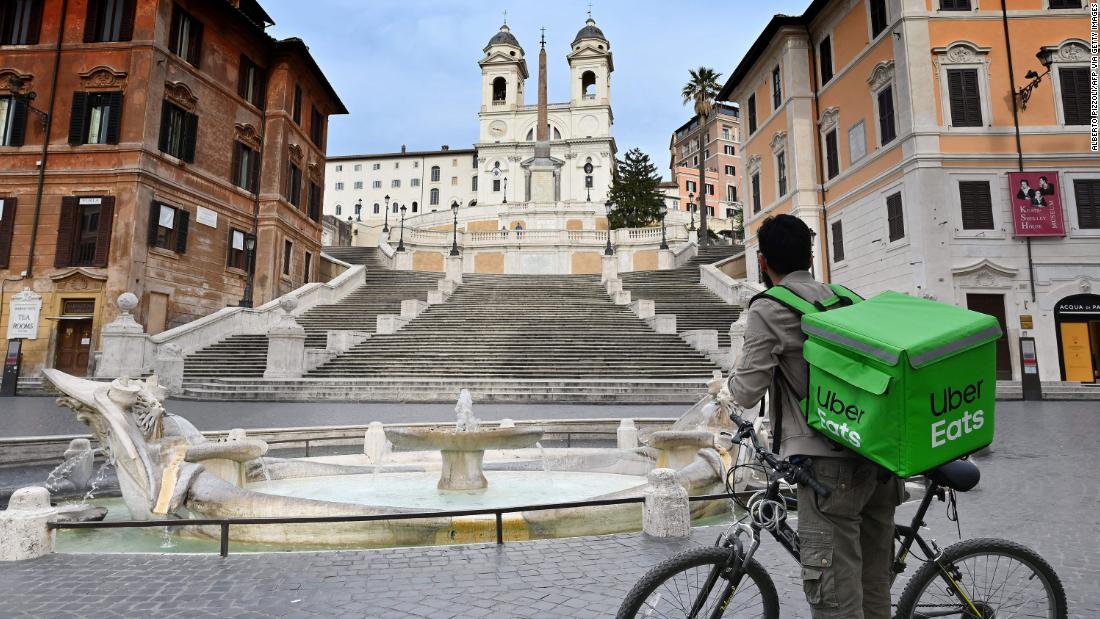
xmin=257 ymin=458 xmax=272 ymax=482
xmin=535 ymin=441 xmax=554 ymax=488
xmin=454 ymin=389 xmax=479 ymax=432
xmin=82 ymin=460 xmax=113 ymax=502
xmin=159 ymin=526 xmax=176 ymax=549
xmin=44 ymin=455 xmax=82 ymax=493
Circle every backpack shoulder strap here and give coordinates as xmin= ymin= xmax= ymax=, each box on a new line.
xmin=827 ymin=283 xmax=863 ymax=305
xmin=749 ymin=286 xmax=819 ymax=316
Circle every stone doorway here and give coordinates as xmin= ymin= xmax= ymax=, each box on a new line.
xmin=55 ymin=319 xmax=93 ymax=376
xmin=966 ymin=293 xmax=1012 ymax=380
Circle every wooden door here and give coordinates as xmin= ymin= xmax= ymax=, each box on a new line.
xmin=966 ymin=294 xmax=1012 ymax=380
xmin=1060 ymin=322 xmax=1095 ymax=382
xmin=55 ymin=320 xmax=93 ymax=376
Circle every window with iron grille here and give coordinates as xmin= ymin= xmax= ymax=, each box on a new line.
xmin=958 ymin=181 xmax=995 ymax=230
xmin=886 ymin=192 xmax=904 ymax=241
xmin=1073 ymin=179 xmax=1100 ymax=229
xmin=831 ymin=220 xmax=844 ymax=262
xmin=947 ymin=69 xmax=983 ymax=127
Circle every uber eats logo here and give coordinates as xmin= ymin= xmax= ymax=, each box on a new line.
xmin=814 ymin=386 xmax=864 ymax=448
xmin=929 ymin=379 xmax=985 ymax=448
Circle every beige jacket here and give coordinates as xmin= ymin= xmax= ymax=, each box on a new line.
xmin=729 ymin=270 xmax=854 ymax=459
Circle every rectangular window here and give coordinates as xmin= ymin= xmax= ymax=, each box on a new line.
xmin=1048 ymin=0 xmax=1082 ymax=7
xmin=686 ymin=180 xmax=697 ymax=193
xmin=147 ymin=202 xmax=189 ymax=253
xmin=0 ymin=0 xmax=43 ymax=45
xmin=877 ymin=86 xmax=897 ymax=144
xmin=493 ymin=179 xmax=501 ymax=192
xmin=394 ymin=161 xmax=400 ymax=169
xmin=334 ymin=164 xmax=342 ymax=172
xmin=722 ymin=127 xmax=730 ymax=140
xmin=751 ymin=173 xmax=761 ymax=213
xmin=451 ymin=176 xmax=458 ymax=186
xmin=231 ymin=141 xmax=259 ymax=193
xmin=724 ymin=165 xmax=735 ymax=176
xmin=886 ymin=192 xmax=904 ymax=241
xmin=777 ymin=152 xmax=787 ymax=197
xmin=947 ymin=68 xmax=983 ymax=127
xmin=958 ymin=181 xmax=994 ymax=230
xmin=819 ymin=36 xmax=834 ymax=86
xmin=0 ymin=96 xmax=29 ymax=147
xmin=391 ymin=179 xmax=400 ymax=188
xmin=869 ymin=0 xmax=888 ymax=37
xmin=304 ymin=252 xmax=312 ymax=284
xmin=353 ymin=181 xmax=363 ymax=190
xmin=411 ymin=178 xmax=420 ymax=187
xmin=84 ymin=0 xmax=134 ymax=43
xmin=226 ymin=229 xmax=246 ymax=270
xmin=431 ymin=167 xmax=441 ymax=182
xmin=705 ymin=183 xmax=715 ymax=196
xmin=772 ymin=66 xmax=782 ymax=110
xmin=282 ymin=239 xmax=292 ymax=276
xmin=940 ymin=0 xmax=972 ymax=9
xmin=157 ymin=100 xmax=197 ymax=162
xmin=1073 ymin=179 xmax=1100 ymax=229
xmin=747 ymin=95 xmax=757 ymax=134
xmin=726 ymin=185 xmax=737 ymax=202
xmin=237 ymin=55 xmax=265 ymax=108
xmin=0 ymin=197 xmax=17 ymax=269
xmin=68 ymin=91 xmax=123 ymax=146
xmin=1059 ymin=67 xmax=1091 ymax=125
xmin=286 ymin=162 xmax=302 ymax=207
xmin=308 ymin=182 xmax=321 ymax=222
xmin=54 ymin=196 xmax=114 ymax=268
xmin=372 ymin=163 xmax=381 ymax=170
xmin=292 ymin=85 xmax=302 ymax=124
xmin=168 ymin=5 xmax=203 ymax=67
xmin=372 ymin=180 xmax=381 ymax=189
xmin=831 ymin=220 xmax=844 ymax=262
xmin=353 ymin=164 xmax=362 ymax=172
xmin=723 ymin=145 xmax=735 ymax=155
xmin=334 ymin=182 xmax=344 ymax=191
xmin=471 ymin=175 xmax=478 ymax=191
xmin=825 ymin=129 xmax=840 ymax=180
xmin=309 ymin=105 xmax=323 ymax=145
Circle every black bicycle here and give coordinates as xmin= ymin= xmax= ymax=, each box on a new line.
xmin=617 ymin=410 xmax=1067 ymax=618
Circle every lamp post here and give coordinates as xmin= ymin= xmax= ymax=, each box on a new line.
xmin=658 ymin=204 xmax=669 ymax=250
xmin=355 ymin=198 xmax=362 ymax=222
xmin=449 ymin=200 xmax=461 ymax=256
xmin=604 ymin=199 xmax=615 ymax=256
xmin=1016 ymin=49 xmax=1055 ymax=109
xmin=382 ymin=194 xmax=391 ymax=232
xmin=502 ymin=177 xmax=508 ymax=204
xmin=688 ymin=192 xmax=696 ymax=232
xmin=397 ymin=204 xmax=407 ymax=252
xmin=240 ymin=233 xmax=258 ymax=308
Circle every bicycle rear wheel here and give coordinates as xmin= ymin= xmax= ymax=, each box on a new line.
xmin=894 ymin=537 xmax=1067 ymax=619
xmin=616 ymin=547 xmax=779 ymax=618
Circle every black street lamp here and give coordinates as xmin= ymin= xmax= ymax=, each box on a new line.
xmin=604 ymin=199 xmax=615 ymax=256
xmin=239 ymin=233 xmax=258 ymax=308
xmin=355 ymin=197 xmax=362 ymax=222
xmin=382 ymin=194 xmax=391 ymax=232
xmin=658 ymin=204 xmax=669 ymax=250
xmin=1016 ymin=48 xmax=1055 ymax=109
xmin=688 ymin=192 xmax=696 ymax=232
xmin=397 ymin=204 xmax=407 ymax=252
xmin=449 ymin=200 xmax=461 ymax=256
xmin=502 ymin=177 xmax=508 ymax=204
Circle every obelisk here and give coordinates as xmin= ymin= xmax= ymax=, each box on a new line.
xmin=528 ymin=27 xmax=559 ymax=203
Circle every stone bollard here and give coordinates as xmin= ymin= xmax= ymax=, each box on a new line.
xmin=648 ymin=314 xmax=677 ymax=334
xmin=393 ymin=251 xmax=413 ymax=271
xmin=63 ymin=439 xmax=95 ymax=490
xmin=95 ymin=292 xmax=147 ymax=378
xmin=376 ymin=314 xmax=409 ymax=335
xmin=326 ymin=330 xmax=370 ymax=354
xmin=153 ymin=343 xmax=184 ymax=395
xmin=0 ymin=487 xmax=58 ymax=561
xmin=426 ymin=289 xmax=449 ymax=305
xmin=682 ymin=329 xmax=720 ymax=354
xmin=401 ymin=299 xmax=428 ymax=319
xmin=617 ymin=419 xmax=638 ymax=449
xmin=612 ymin=290 xmax=632 ymax=305
xmin=438 ymin=279 xmax=457 ymax=295
xmin=606 ymin=278 xmax=623 ymax=295
xmin=658 ymin=248 xmax=674 ymax=270
xmin=601 ymin=254 xmax=618 ymax=284
xmin=643 ymin=469 xmax=691 ymax=539
xmin=445 ymin=255 xmax=464 ymax=284
xmin=264 ymin=297 xmax=307 ymax=379
xmin=631 ymin=300 xmax=655 ymax=320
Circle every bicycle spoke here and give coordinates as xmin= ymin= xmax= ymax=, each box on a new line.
xmin=637 ymin=563 xmax=767 ymax=618
xmin=910 ymin=550 xmax=1056 ymax=619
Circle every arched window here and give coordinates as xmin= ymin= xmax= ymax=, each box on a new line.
xmin=372 ymin=203 xmax=379 ymax=214
xmin=393 ymin=202 xmax=398 ymax=213
xmin=430 ymin=166 xmax=441 ymax=182
xmin=553 ymin=127 xmax=561 ymax=140
xmin=411 ymin=201 xmax=418 ymax=213
xmin=492 ymin=77 xmax=507 ymax=102
xmin=335 ymin=204 xmax=342 ymax=215
xmin=430 ymin=188 xmax=439 ymax=205
xmin=526 ymin=125 xmax=563 ymax=141
xmin=581 ymin=71 xmax=596 ymax=98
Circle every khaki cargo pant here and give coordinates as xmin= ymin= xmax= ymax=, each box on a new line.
xmin=796 ymin=456 xmax=906 ymax=619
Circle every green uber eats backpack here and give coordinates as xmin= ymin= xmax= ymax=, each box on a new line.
xmin=753 ymin=285 xmax=1001 ymax=478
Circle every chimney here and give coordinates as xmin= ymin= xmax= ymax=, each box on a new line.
xmin=401 ymin=144 xmax=407 ymax=153
xmin=441 ymin=145 xmax=449 ymax=151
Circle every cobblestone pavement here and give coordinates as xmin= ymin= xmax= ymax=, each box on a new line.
xmin=1 ymin=402 xmax=1096 ymax=618
xmin=1 ymin=397 xmax=687 ymax=438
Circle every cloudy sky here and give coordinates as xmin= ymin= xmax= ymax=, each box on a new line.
xmin=268 ymin=0 xmax=809 ymax=178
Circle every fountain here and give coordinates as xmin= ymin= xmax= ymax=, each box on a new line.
xmin=386 ymin=390 xmax=543 ymax=490
xmin=41 ymin=370 xmax=738 ymax=549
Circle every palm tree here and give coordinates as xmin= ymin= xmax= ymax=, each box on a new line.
xmin=682 ymin=67 xmax=723 ymax=247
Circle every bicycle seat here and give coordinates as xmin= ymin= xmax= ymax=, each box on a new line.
xmin=924 ymin=459 xmax=980 ymax=492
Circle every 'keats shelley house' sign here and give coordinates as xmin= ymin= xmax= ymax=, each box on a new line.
xmin=1007 ymin=171 xmax=1066 ymax=237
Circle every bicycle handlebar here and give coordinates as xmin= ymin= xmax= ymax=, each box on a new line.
xmin=729 ymin=410 xmax=830 ymax=498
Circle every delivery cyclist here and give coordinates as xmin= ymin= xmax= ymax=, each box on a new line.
xmin=727 ymin=214 xmax=905 ymax=619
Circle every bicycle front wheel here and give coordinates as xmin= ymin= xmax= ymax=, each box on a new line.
xmin=616 ymin=547 xmax=779 ymax=619
xmin=895 ymin=537 xmax=1067 ymax=619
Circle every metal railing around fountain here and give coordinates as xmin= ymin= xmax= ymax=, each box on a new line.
xmin=48 ymin=493 xmax=739 ymax=557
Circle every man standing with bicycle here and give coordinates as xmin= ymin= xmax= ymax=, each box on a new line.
xmin=728 ymin=214 xmax=905 ymax=619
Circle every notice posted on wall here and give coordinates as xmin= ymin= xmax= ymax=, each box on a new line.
xmin=1092 ymin=2 xmax=1098 ymax=152
xmin=1008 ymin=171 xmax=1066 ymax=237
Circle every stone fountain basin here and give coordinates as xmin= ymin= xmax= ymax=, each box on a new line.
xmin=386 ymin=427 xmax=543 ymax=451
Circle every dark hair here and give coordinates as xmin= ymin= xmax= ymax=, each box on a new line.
xmin=1039 ymin=176 xmax=1048 ymax=183
xmin=757 ymin=214 xmax=812 ymax=275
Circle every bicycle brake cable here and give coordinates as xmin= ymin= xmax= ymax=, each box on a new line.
xmin=946 ymin=488 xmax=962 ymax=539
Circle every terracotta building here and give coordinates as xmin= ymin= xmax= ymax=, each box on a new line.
xmin=0 ymin=0 xmax=346 ymax=378
xmin=668 ymin=101 xmax=742 ymax=222
xmin=719 ymin=0 xmax=1095 ymax=383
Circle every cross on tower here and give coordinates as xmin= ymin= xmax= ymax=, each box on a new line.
xmin=540 ymin=26 xmax=546 ymax=47
xmin=587 ymin=2 xmax=593 ymax=18
xmin=502 ymin=9 xmax=507 ymax=25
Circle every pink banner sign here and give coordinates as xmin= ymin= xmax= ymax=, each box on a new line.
xmin=1008 ymin=171 xmax=1066 ymax=237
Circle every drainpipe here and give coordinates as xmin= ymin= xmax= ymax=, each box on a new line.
xmin=805 ymin=24 xmax=831 ymax=283
xmin=1001 ymin=0 xmax=1036 ymax=303
xmin=23 ymin=0 xmax=69 ymax=280
xmin=243 ymin=46 xmax=273 ymax=307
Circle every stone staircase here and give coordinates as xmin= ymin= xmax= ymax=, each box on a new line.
xmin=620 ymin=245 xmax=743 ymax=347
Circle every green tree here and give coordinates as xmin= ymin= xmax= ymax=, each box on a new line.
xmin=681 ymin=66 xmax=723 ymax=246
xmin=606 ymin=148 xmax=664 ymax=230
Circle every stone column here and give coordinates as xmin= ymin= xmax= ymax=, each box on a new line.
xmin=95 ymin=293 xmax=147 ymax=378
xmin=393 ymin=251 xmax=413 ymax=271
xmin=153 ymin=343 xmax=184 ymax=395
xmin=0 ymin=487 xmax=57 ymax=561
xmin=264 ymin=297 xmax=306 ymax=379
xmin=630 ymin=300 xmax=655 ymax=320
xmin=658 ymin=248 xmax=674 ymax=270
xmin=601 ymin=254 xmax=618 ymax=283
xmin=643 ymin=469 xmax=690 ymax=539
xmin=445 ymin=255 xmax=464 ymax=284
xmin=617 ymin=419 xmax=638 ymax=449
